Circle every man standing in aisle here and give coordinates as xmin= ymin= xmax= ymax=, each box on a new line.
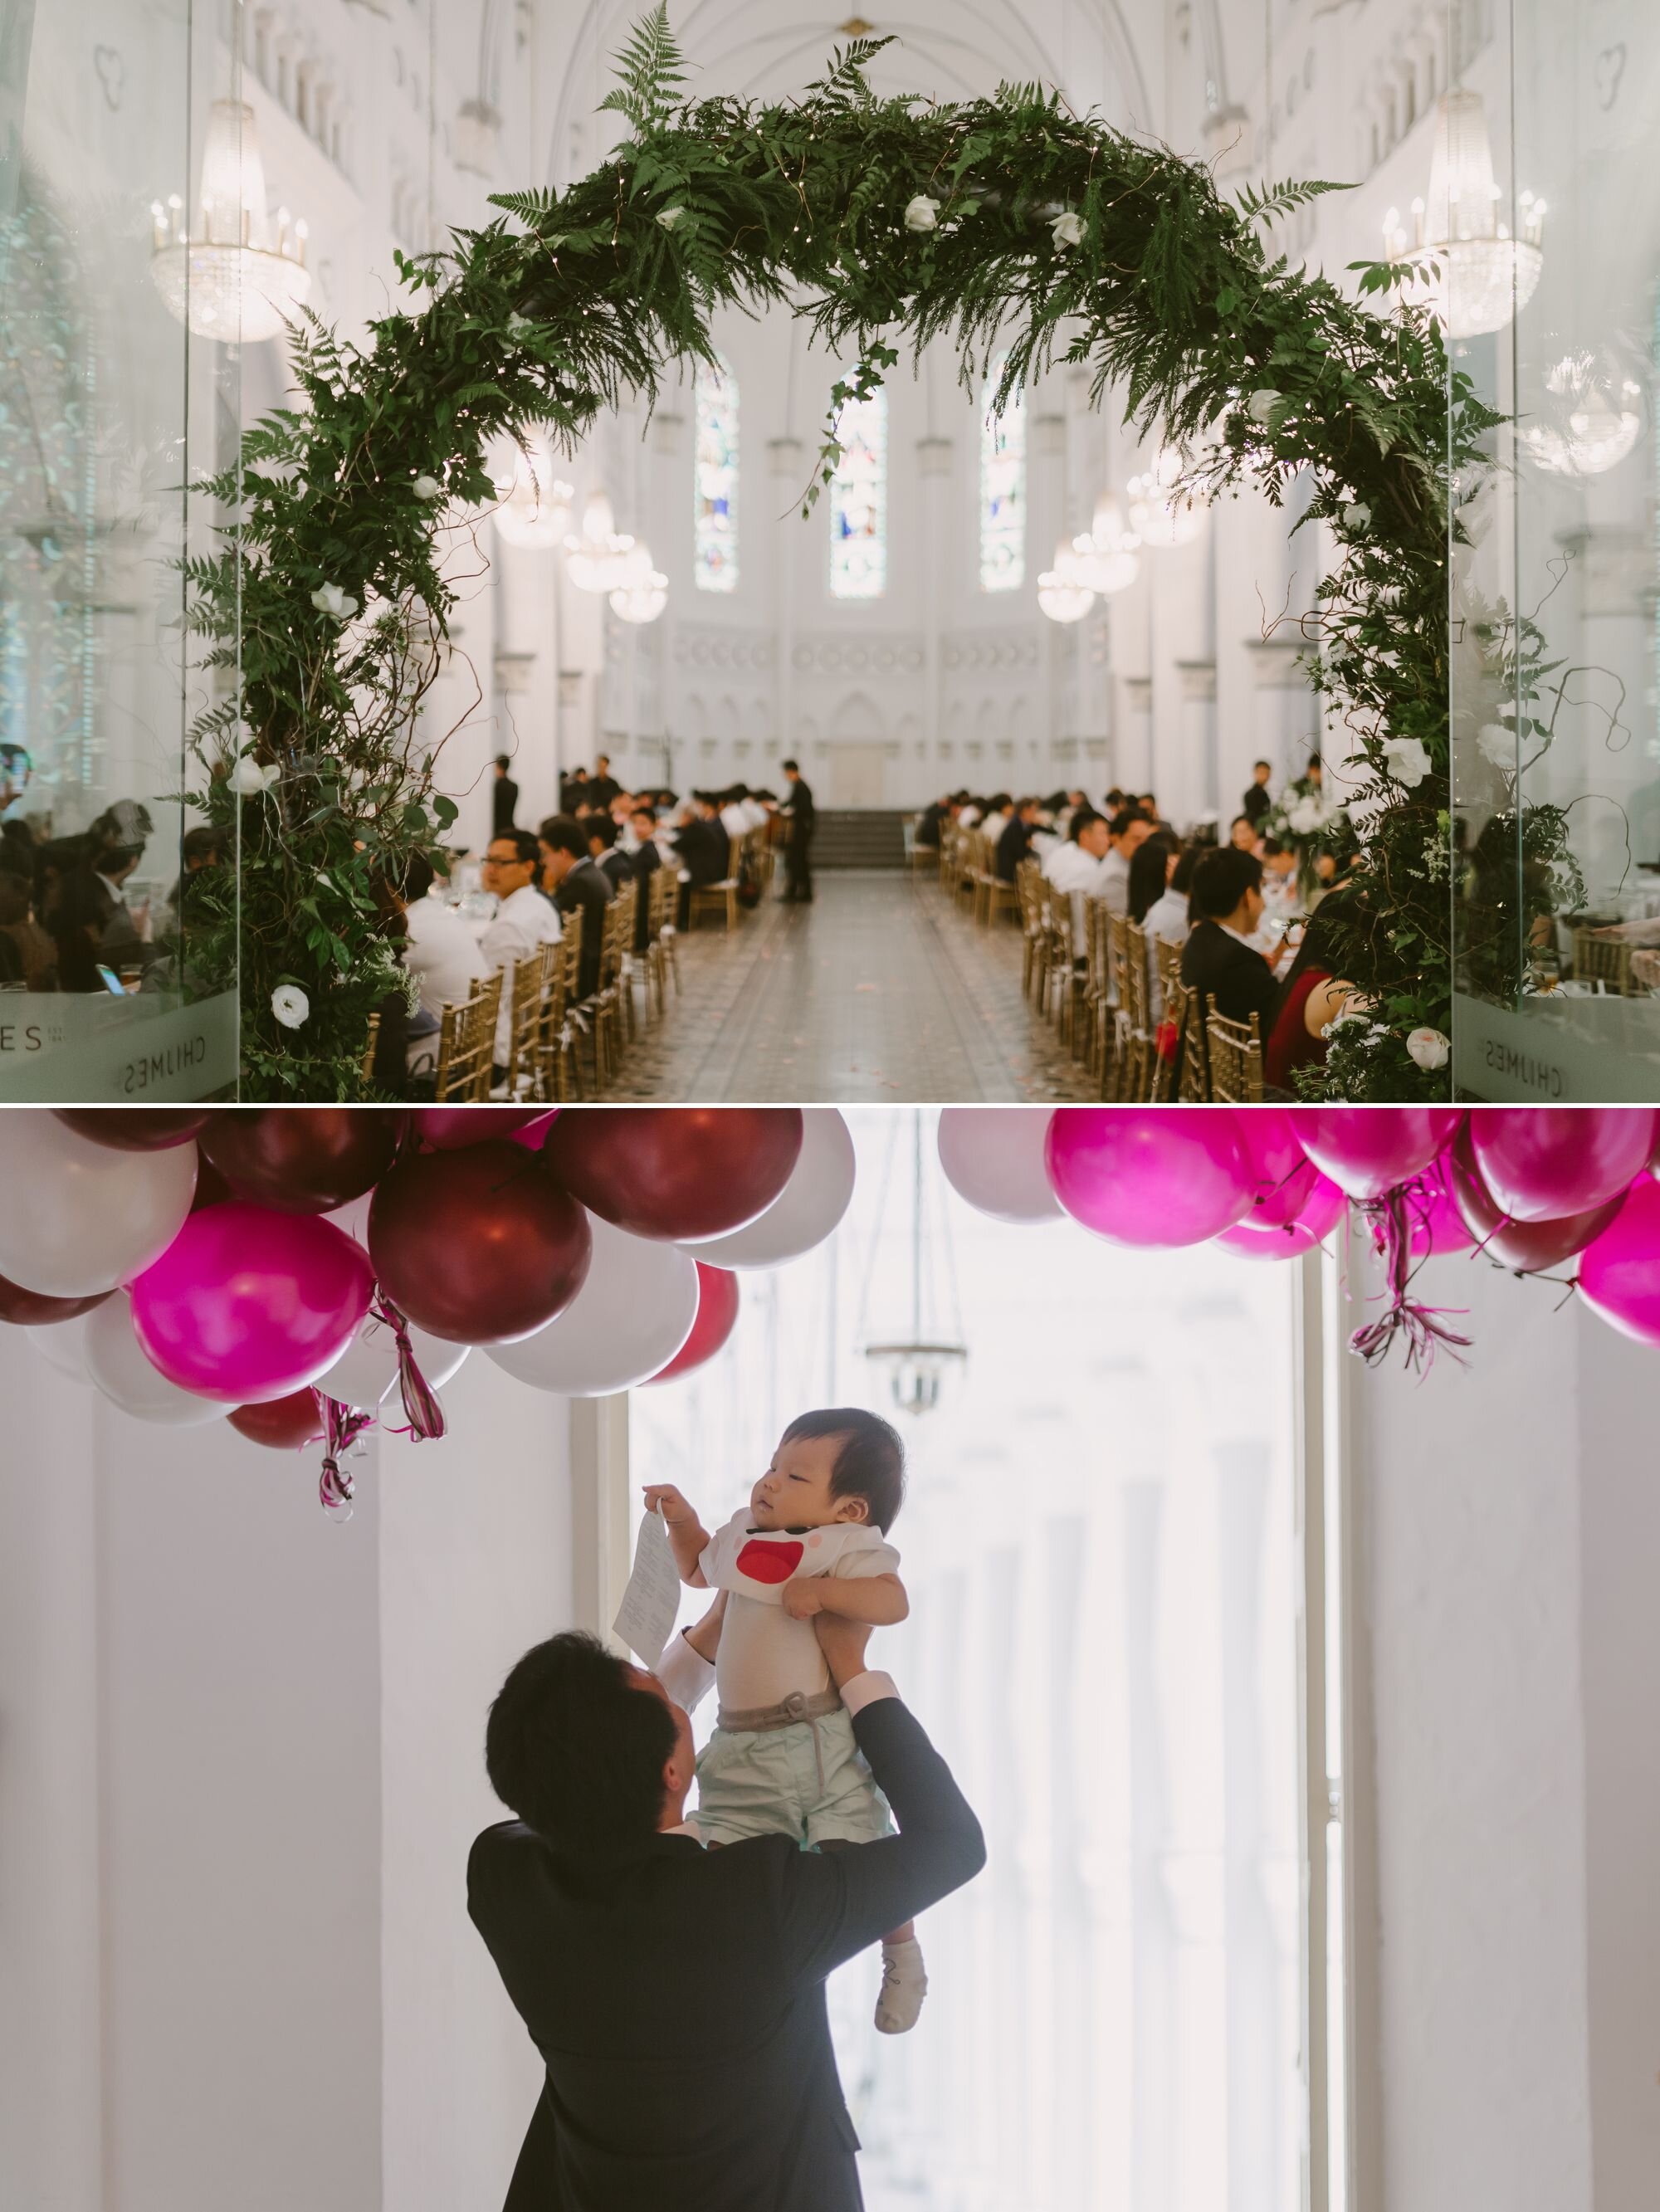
xmin=492 ymin=754 xmax=520 ymax=837
xmin=1242 ymin=759 xmax=1274 ymax=829
xmin=777 ymin=757 xmax=816 ymax=905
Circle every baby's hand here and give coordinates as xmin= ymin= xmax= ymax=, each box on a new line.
xmin=780 ymin=1581 xmax=825 ymax=1619
xmin=642 ymin=1483 xmax=696 ymax=1526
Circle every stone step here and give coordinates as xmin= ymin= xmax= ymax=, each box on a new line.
xmin=808 ymin=809 xmax=909 ymax=869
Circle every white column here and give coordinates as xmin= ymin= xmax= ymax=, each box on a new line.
xmin=916 ymin=434 xmax=954 ymax=777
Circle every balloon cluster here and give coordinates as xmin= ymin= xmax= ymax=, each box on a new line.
xmin=936 ymin=1106 xmax=1660 ymax=1363
xmin=0 ymin=1107 xmax=857 ymax=1506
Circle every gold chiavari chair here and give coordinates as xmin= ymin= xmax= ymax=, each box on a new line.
xmin=536 ymin=921 xmax=580 ymax=1101
xmin=688 ymin=834 xmax=744 ymax=930
xmin=1171 ymin=975 xmax=1211 ymax=1101
xmin=432 ymin=972 xmax=503 ymax=1101
xmin=1081 ymin=896 xmax=1115 ymax=1091
xmin=938 ymin=820 xmax=959 ymax=889
xmin=1572 ymin=927 xmax=1643 ymax=995
xmin=360 ymin=1011 xmax=381 ymax=1087
xmin=647 ymin=865 xmax=680 ymax=1013
xmin=1204 ymin=998 xmax=1265 ymax=1103
xmin=1015 ymin=857 xmax=1048 ymax=1000
xmin=1115 ymin=916 xmax=1159 ymax=1101
xmin=1154 ymin=936 xmax=1184 ymax=1025
xmin=590 ymin=882 xmax=639 ymax=1091
xmin=501 ymin=940 xmax=559 ymax=1099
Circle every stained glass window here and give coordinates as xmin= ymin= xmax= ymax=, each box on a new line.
xmin=828 ymin=373 xmax=887 ymax=600
xmin=979 ymin=351 xmax=1025 ymax=592
xmin=694 ymin=353 xmax=739 ymax=592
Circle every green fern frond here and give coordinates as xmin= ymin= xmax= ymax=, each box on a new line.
xmin=598 ymin=3 xmax=689 ymax=134
xmin=1236 ymin=176 xmax=1352 ymax=227
xmin=800 ymin=34 xmax=895 ymax=112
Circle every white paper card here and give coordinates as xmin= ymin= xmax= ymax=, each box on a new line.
xmin=613 ymin=1506 xmax=681 ymax=1671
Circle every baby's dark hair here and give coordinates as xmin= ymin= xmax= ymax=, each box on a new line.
xmin=780 ymin=1406 xmax=906 ymax=1532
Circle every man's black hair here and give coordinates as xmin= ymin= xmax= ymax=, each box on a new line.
xmin=1067 ymin=807 xmax=1105 ymax=842
xmin=588 ymin=813 xmax=619 ymax=850
xmin=495 ymin=753 xmax=511 ymax=770
xmin=486 ymin=1630 xmax=676 ymax=1855
xmin=781 ymin=758 xmax=799 ymax=773
xmin=1170 ymin=845 xmax=1201 ymax=896
xmin=491 ymin=828 xmax=540 ymax=869
xmin=779 ymin=1406 xmax=906 ymax=1532
xmin=1107 ymin=807 xmax=1147 ymax=841
xmin=1190 ymin=845 xmax=1263 ymax=920
xmin=1253 ymin=758 xmax=1272 ymax=773
xmin=537 ymin=814 xmax=588 ymax=861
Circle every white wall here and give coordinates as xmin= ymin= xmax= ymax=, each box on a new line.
xmin=0 ymin=1325 xmax=574 ymax=2212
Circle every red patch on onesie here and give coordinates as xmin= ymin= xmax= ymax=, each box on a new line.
xmin=736 ymin=1538 xmax=804 ymax=1585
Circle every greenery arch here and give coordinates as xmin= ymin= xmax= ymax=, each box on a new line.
xmin=187 ymin=8 xmax=1485 ymax=1100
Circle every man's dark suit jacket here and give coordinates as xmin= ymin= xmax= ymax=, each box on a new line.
xmin=1180 ymin=916 xmax=1279 ymax=1033
xmin=469 ymin=1695 xmax=984 ymax=2212
xmin=1241 ymin=782 xmax=1272 ymax=827
xmin=553 ymin=858 xmax=613 ymax=999
xmin=780 ymin=778 xmax=815 ymax=837
xmin=493 ymin=776 xmax=520 ymax=836
xmin=675 ymin=818 xmax=730 ymax=886
xmin=994 ymin=816 xmax=1033 ymax=882
xmin=597 ymin=848 xmax=633 ymax=892
xmin=627 ymin=838 xmax=661 ymax=950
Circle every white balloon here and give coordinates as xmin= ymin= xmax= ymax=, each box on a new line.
xmin=85 ymin=1292 xmax=228 ymax=1427
xmin=22 ymin=1311 xmax=98 ymax=1386
xmin=0 ymin=1115 xmax=198 ymax=1296
xmin=938 ymin=1107 xmax=1062 ymax=1223
xmin=318 ymin=1311 xmax=471 ymax=1412
xmin=680 ymin=1109 xmax=857 ymax=1268
xmin=486 ymin=1217 xmax=698 ymax=1396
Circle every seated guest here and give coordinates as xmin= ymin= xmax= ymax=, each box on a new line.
xmin=1143 ymin=846 xmax=1199 ymax=1016
xmin=538 ymin=814 xmax=613 ymax=999
xmin=1137 ymin=792 xmax=1161 ymax=825
xmin=588 ymin=812 xmax=635 ymax=892
xmin=559 ymin=765 xmax=590 ymax=811
xmin=163 ymin=824 xmax=224 ymax=944
xmin=1265 ymin=891 xmax=1369 ymax=1095
xmin=1127 ymin=829 xmax=1179 ymax=925
xmin=1242 ymin=759 xmax=1274 ymax=827
xmin=395 ymin=852 xmax=491 ymax=1071
xmin=1259 ymin=836 xmax=1299 ymax=917
xmin=995 ymin=798 xmax=1042 ymax=883
xmin=1101 ymin=807 xmax=1152 ymax=916
xmin=979 ymin=792 xmax=1013 ymax=844
xmin=625 ymin=803 xmax=662 ymax=951
xmin=0 ymin=867 xmax=56 ymax=989
xmin=1180 ymin=847 xmax=1282 ymax=1033
xmin=675 ymin=798 xmax=731 ymax=886
xmin=1042 ymin=808 xmax=1111 ymax=940
xmin=914 ymin=792 xmax=953 ymax=852
xmin=51 ymin=801 xmax=154 ymax=992
xmin=1229 ymin=813 xmax=1260 ymax=853
xmin=956 ymin=795 xmax=983 ymax=829
xmin=481 ymin=828 xmax=562 ymax=1069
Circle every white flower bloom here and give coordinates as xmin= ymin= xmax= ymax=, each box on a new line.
xmin=228 ymin=754 xmax=280 ymax=797
xmin=508 ymin=313 xmax=535 ymax=337
xmin=655 ymin=206 xmax=686 ymax=231
xmin=271 ymin=984 xmax=310 ymax=1030
xmin=1050 ymin=210 xmax=1085 ymax=248
xmin=1382 ymin=735 xmax=1431 ymax=787
xmin=1477 ymin=722 xmax=1515 ymax=769
xmin=1288 ymin=798 xmax=1322 ymax=835
xmin=1407 ymin=1027 xmax=1450 ymax=1072
xmin=413 ymin=474 xmax=442 ymax=499
xmin=1341 ymin=501 xmax=1372 ymax=530
xmin=1247 ymin=388 xmax=1283 ymax=425
xmin=310 ymin=582 xmax=359 ymax=620
xmin=903 ymin=194 xmax=940 ymax=232
xmin=1325 ymin=1009 xmax=1369 ymax=1034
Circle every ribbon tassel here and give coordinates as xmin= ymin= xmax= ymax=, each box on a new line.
xmin=1349 ymin=1177 xmax=1472 ymax=1375
xmin=373 ymin=1292 xmax=447 ymax=1440
xmin=319 ymin=1394 xmax=376 ymax=1512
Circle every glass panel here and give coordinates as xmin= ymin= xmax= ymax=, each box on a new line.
xmin=979 ymin=350 xmax=1025 ymax=593
xmin=693 ymin=351 xmax=738 ymax=593
xmin=1452 ymin=0 xmax=1660 ymax=1097
xmin=0 ymin=0 xmax=239 ymax=1101
xmin=828 ymin=373 xmax=886 ymax=601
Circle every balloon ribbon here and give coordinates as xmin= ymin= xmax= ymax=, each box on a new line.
xmin=372 ymin=1292 xmax=447 ymax=1441
xmin=319 ymin=1395 xmax=376 ymax=1511
xmin=1349 ymin=1178 xmax=1472 ymax=1375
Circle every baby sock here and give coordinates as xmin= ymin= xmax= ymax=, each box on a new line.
xmin=875 ymin=1936 xmax=928 ymax=2034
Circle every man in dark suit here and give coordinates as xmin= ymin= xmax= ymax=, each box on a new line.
xmin=469 ymin=1609 xmax=984 ymax=2212
xmin=777 ymin=757 xmax=815 ymax=904
xmin=493 ymin=754 xmax=520 ymax=837
xmin=1241 ymin=759 xmax=1273 ymax=828
xmin=1179 ymin=845 xmax=1282 ymax=1033
xmin=625 ymin=803 xmax=662 ymax=952
xmin=994 ymin=797 xmax=1041 ymax=882
xmin=586 ymin=812 xmax=634 ymax=891
xmin=587 ymin=753 xmax=621 ymax=810
xmin=537 ymin=814 xmax=613 ymax=999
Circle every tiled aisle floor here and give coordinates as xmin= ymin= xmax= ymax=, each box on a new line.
xmin=615 ymin=871 xmax=1097 ymax=1101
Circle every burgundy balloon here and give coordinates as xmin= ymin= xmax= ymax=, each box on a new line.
xmin=541 ymin=1109 xmax=804 ymax=1243
xmin=1468 ymin=1106 xmax=1658 ymax=1223
xmin=51 ymin=1109 xmax=213 ymax=1152
xmin=644 ymin=1263 xmax=741 ymax=1383
xmin=1447 ymin=1124 xmax=1627 ymax=1270
xmin=228 ymin=1388 xmax=326 ymax=1449
xmin=413 ymin=1106 xmax=548 ymax=1150
xmin=369 ymin=1141 xmax=593 ymax=1344
xmin=201 ymin=1109 xmax=403 ymax=1213
xmin=190 ymin=1155 xmax=237 ymax=1211
xmin=0 ymin=1272 xmax=113 ymax=1326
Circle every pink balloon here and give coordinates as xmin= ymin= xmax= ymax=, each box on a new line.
xmin=129 ymin=1203 xmax=374 ymax=1402
xmin=1289 ymin=1108 xmax=1463 ymax=1203
xmin=1576 ymin=1178 xmax=1660 ymax=1345
xmin=413 ymin=1106 xmax=546 ymax=1150
xmin=1045 ymin=1108 xmax=1251 ymax=1247
xmin=1216 ymin=1173 xmax=1347 ymax=1260
xmin=1234 ymin=1107 xmax=1318 ymax=1231
xmin=510 ymin=1112 xmax=559 ymax=1151
xmin=1409 ymin=1156 xmax=1477 ymax=1258
xmin=643 ymin=1264 xmax=741 ymax=1384
xmin=1469 ymin=1107 xmax=1658 ymax=1223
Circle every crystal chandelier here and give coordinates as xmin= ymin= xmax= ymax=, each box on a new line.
xmin=149 ymin=100 xmax=312 ymax=344
xmin=1520 ymin=348 xmax=1644 ymax=478
xmin=1037 ymin=537 xmax=1097 ymax=624
xmin=1383 ymin=89 xmax=1544 ymax=339
xmin=1066 ymin=494 xmax=1141 ymax=594
xmin=1125 ymin=447 xmax=1207 ymax=548
xmin=608 ymin=540 xmax=668 ymax=623
xmin=859 ymin=1116 xmax=968 ymax=1418
xmin=491 ymin=428 xmax=575 ymax=549
xmin=564 ymin=488 xmax=640 ymax=593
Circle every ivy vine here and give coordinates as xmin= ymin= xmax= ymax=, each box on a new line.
xmin=183 ymin=7 xmax=1488 ymax=1100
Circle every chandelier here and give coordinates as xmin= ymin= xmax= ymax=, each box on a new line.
xmin=859 ymin=1114 xmax=968 ymax=1417
xmin=1520 ymin=348 xmax=1644 ymax=479
xmin=150 ymin=100 xmax=312 ymax=344
xmin=564 ymin=488 xmax=641 ymax=593
xmin=1383 ymin=89 xmax=1544 ymax=339
xmin=1037 ymin=537 xmax=1096 ymax=623
xmin=1066 ymin=494 xmax=1141 ymax=594
xmin=1125 ymin=446 xmax=1207 ymax=548
xmin=608 ymin=541 xmax=668 ymax=623
xmin=491 ymin=429 xmax=575 ymax=549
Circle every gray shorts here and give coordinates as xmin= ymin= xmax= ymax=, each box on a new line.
xmin=695 ymin=1707 xmax=894 ymax=1849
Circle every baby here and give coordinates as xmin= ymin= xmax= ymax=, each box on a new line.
xmin=643 ymin=1405 xmax=928 ymax=2034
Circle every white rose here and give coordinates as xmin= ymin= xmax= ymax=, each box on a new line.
xmin=1247 ymin=388 xmax=1283 ymax=425
xmin=1288 ymin=798 xmax=1321 ymax=834
xmin=310 ymin=582 xmax=359 ymax=620
xmin=413 ymin=474 xmax=442 ymax=499
xmin=655 ymin=206 xmax=686 ymax=231
xmin=1381 ymin=735 xmax=1431 ymax=787
xmin=271 ymin=984 xmax=310 ymax=1030
xmin=1477 ymin=722 xmax=1514 ymax=769
xmin=1050 ymin=210 xmax=1085 ymax=248
xmin=903 ymin=194 xmax=940 ymax=232
xmin=508 ymin=313 xmax=535 ymax=336
xmin=1407 ymin=1027 xmax=1450 ymax=1072
xmin=1341 ymin=501 xmax=1372 ymax=530
xmin=228 ymin=754 xmax=279 ymax=796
